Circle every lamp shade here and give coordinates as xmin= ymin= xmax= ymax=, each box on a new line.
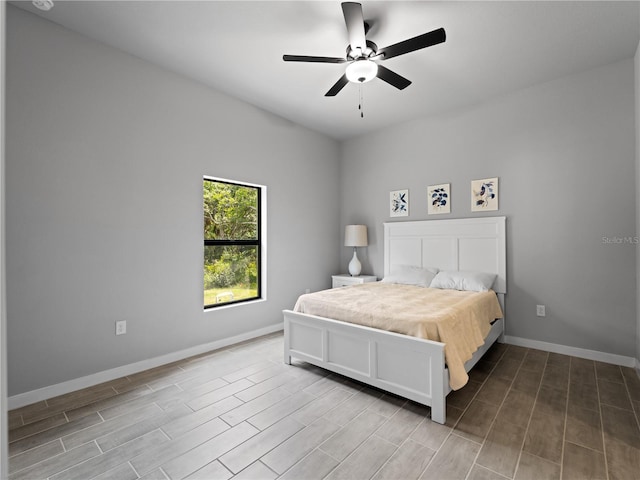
xmin=345 ymin=225 xmax=368 ymax=247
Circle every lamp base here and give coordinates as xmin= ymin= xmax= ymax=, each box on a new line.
xmin=348 ymin=250 xmax=362 ymax=276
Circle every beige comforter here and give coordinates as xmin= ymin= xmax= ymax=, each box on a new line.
xmin=293 ymin=282 xmax=503 ymax=390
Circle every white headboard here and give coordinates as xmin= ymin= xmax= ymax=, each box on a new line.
xmin=383 ymin=217 xmax=506 ymax=294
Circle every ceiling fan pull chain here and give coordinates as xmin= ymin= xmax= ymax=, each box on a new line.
xmin=359 ymin=85 xmax=364 ymax=118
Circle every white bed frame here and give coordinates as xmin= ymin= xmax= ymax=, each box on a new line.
xmin=283 ymin=216 xmax=506 ymax=424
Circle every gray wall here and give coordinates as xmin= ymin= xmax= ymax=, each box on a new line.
xmin=5 ymin=6 xmax=341 ymax=396
xmin=636 ymin=31 xmax=640 ymax=367
xmin=341 ymin=58 xmax=637 ymax=358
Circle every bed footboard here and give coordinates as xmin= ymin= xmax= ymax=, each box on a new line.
xmin=283 ymin=309 xmax=448 ymax=424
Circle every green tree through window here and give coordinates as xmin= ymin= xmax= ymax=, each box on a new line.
xmin=203 ymin=178 xmax=262 ymax=308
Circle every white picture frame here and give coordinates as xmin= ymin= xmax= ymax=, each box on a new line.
xmin=471 ymin=177 xmax=499 ymax=212
xmin=428 ymin=183 xmax=451 ymax=215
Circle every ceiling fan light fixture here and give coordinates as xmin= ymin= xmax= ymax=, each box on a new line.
xmin=346 ymin=59 xmax=378 ymax=83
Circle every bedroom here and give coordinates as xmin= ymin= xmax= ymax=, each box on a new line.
xmin=0 ymin=0 xmax=640 ymax=479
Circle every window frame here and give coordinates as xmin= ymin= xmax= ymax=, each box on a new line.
xmin=203 ymin=176 xmax=266 ymax=310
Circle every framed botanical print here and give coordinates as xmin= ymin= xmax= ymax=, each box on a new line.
xmin=428 ymin=183 xmax=450 ymax=215
xmin=471 ymin=177 xmax=498 ymax=212
xmin=390 ymin=189 xmax=409 ymax=217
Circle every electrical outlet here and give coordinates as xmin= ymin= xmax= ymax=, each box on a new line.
xmin=536 ymin=305 xmax=546 ymax=317
xmin=305 ymin=288 xmax=310 ymax=294
xmin=115 ymin=320 xmax=127 ymax=335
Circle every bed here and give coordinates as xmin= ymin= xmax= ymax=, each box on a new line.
xmin=283 ymin=216 xmax=506 ymax=424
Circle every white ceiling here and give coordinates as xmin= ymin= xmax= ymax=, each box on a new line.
xmin=12 ymin=0 xmax=640 ymax=140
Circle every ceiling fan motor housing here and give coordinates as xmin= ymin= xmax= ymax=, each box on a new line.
xmin=346 ymin=40 xmax=378 ymax=60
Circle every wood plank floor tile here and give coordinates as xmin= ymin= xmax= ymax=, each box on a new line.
xmin=246 ymin=390 xmax=315 ymax=430
xmin=130 ymin=418 xmax=231 ymax=476
xmin=50 ymin=429 xmax=169 ymax=480
xmin=446 ymin=380 xmax=482 ymax=410
xmin=9 ymin=333 xmax=640 ymax=480
xmin=468 ymin=359 xmax=496 ymax=383
xmin=481 ymin=342 xmax=508 ymax=363
xmin=319 ymin=410 xmax=388 ymax=462
xmin=604 ymin=439 xmax=640 ymax=480
xmin=62 ymin=403 xmax=163 ymax=450
xmin=8 ymin=412 xmax=68 ymax=443
xmin=184 ymin=460 xmax=231 ymax=480
xmin=9 ymin=442 xmax=101 ymax=480
xmin=278 ymin=449 xmax=339 ymax=480
xmin=92 ymin=462 xmax=139 ymax=480
xmin=546 ymin=352 xmax=570 ymax=370
xmin=291 ymin=387 xmax=354 ymax=426
xmin=221 ymin=386 xmax=292 ymax=426
xmin=99 ymin=384 xmax=182 ymax=420
xmin=367 ymin=393 xmax=406 ymax=418
xmin=569 ymin=358 xmax=596 ymax=386
xmin=374 ymin=402 xmax=428 ymax=446
xmin=562 ymin=441 xmax=606 ymax=480
xmin=595 ymin=361 xmax=624 ymax=383
xmin=162 ymin=422 xmax=260 ymax=479
xmin=497 ymin=389 xmax=535 ymax=427
xmin=261 ymin=418 xmax=341 ymax=474
xmin=622 ymin=368 xmax=640 ymax=401
xmin=139 ymin=469 xmax=171 ymax=480
xmin=419 ymin=433 xmax=480 ymax=480
xmin=503 ymin=345 xmax=528 ymax=361
xmin=541 ymin=364 xmax=569 ymax=391
xmin=321 ymin=388 xmax=382 ymax=426
xmin=475 ymin=376 xmax=512 ymax=406
xmin=234 ymin=372 xmax=297 ymax=402
xmin=565 ymin=405 xmax=603 ymax=452
xmin=218 ymin=417 xmax=304 ymax=474
xmin=568 ymin=379 xmax=600 ymax=411
xmin=65 ymin=384 xmax=154 ymax=421
xmin=598 ymin=378 xmax=633 ymax=410
xmin=371 ymin=438 xmax=434 ymax=480
xmin=324 ymin=435 xmax=397 ymax=480
xmin=601 ymin=404 xmax=640 ymax=448
xmin=514 ymin=452 xmax=560 ymax=480
xmin=97 ymin=404 xmax=191 ymax=452
xmin=187 ymin=379 xmax=254 ymax=411
xmin=453 ymin=399 xmax=499 ymax=444
xmin=511 ymin=368 xmax=543 ymax=395
xmin=492 ymin=357 xmax=522 ymax=381
xmin=9 ymin=411 xmax=103 ymax=457
xmin=534 ymin=385 xmax=567 ymax=417
xmin=162 ymin=395 xmax=243 ymax=439
xmin=468 ymin=464 xmax=511 ymax=480
xmin=523 ymin=410 xmax=564 ymax=464
xmin=232 ymin=461 xmax=277 ymax=480
xmin=520 ymin=349 xmax=548 ymax=373
xmin=476 ymin=418 xmax=526 ymax=478
xmin=8 ymin=439 xmax=64 ymax=475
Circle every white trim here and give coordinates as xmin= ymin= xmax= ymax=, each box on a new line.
xmin=503 ymin=335 xmax=636 ymax=368
xmin=8 ymin=323 xmax=283 ymax=410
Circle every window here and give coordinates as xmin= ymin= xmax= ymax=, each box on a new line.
xmin=203 ymin=177 xmax=264 ymax=308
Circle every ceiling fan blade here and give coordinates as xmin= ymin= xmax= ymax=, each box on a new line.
xmin=283 ymin=55 xmax=346 ymax=64
xmin=342 ymin=2 xmax=367 ymax=53
xmin=325 ymin=74 xmax=349 ymax=96
xmin=378 ymin=27 xmax=446 ymax=60
xmin=376 ymin=65 xmax=411 ymax=90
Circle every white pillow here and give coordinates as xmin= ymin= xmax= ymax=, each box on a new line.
xmin=381 ymin=265 xmax=439 ymax=287
xmin=430 ymin=271 xmax=497 ymax=292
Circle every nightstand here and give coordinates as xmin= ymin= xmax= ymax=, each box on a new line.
xmin=332 ymin=274 xmax=377 ymax=288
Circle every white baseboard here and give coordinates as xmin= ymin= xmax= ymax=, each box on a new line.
xmin=503 ymin=335 xmax=636 ymax=368
xmin=8 ymin=322 xmax=284 ymax=410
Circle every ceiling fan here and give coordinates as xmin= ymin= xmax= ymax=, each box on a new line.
xmin=283 ymin=2 xmax=446 ymax=97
